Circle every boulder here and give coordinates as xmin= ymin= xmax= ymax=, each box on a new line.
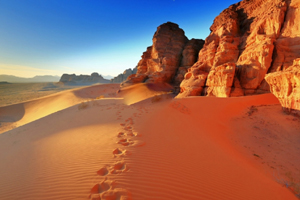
xmin=265 ymin=58 xmax=300 ymax=115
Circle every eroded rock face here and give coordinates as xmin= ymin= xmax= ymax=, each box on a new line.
xmin=206 ymin=63 xmax=236 ymax=97
xmin=59 ymin=73 xmax=109 ymax=85
xmin=121 ymin=22 xmax=204 ymax=88
xmin=265 ymin=59 xmax=300 ymax=115
xmin=178 ymin=0 xmax=290 ymax=97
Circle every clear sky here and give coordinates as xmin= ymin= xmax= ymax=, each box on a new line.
xmin=0 ymin=0 xmax=239 ymax=78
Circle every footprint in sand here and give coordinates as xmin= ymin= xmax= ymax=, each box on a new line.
xmin=126 ymin=131 xmax=138 ymax=137
xmin=117 ymin=132 xmax=125 ymax=137
xmin=170 ymin=101 xmax=190 ymax=114
xmin=117 ymin=138 xmax=134 ymax=146
xmin=112 ymin=148 xmax=129 ymax=157
xmin=124 ymin=126 xmax=132 ymax=131
xmin=117 ymin=138 xmax=145 ymax=147
xmin=109 ymin=160 xmax=128 ymax=174
xmin=90 ymin=185 xmax=131 ymax=200
xmin=89 ymin=179 xmax=112 ymax=199
xmin=97 ymin=160 xmax=128 ymax=176
xmin=97 ymin=167 xmax=109 ymax=176
xmin=125 ymin=118 xmax=133 ymax=123
xmin=90 ymin=179 xmax=130 ymax=200
xmin=125 ymin=118 xmax=134 ymax=125
xmin=118 ymin=131 xmax=139 ymax=138
xmin=101 ymin=188 xmax=131 ymax=200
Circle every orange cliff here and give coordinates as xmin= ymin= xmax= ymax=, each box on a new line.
xmin=118 ymin=0 xmax=300 ymax=113
xmin=121 ymin=22 xmax=204 ymax=91
xmin=178 ymin=0 xmax=300 ymax=99
xmin=178 ymin=0 xmax=288 ymax=97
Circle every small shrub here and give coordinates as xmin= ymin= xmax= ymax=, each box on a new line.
xmin=78 ymin=102 xmax=89 ymax=110
xmin=253 ymin=153 xmax=260 ymax=158
xmin=95 ymin=95 xmax=105 ymax=99
xmin=151 ymin=95 xmax=162 ymax=103
xmin=247 ymin=106 xmax=258 ymax=116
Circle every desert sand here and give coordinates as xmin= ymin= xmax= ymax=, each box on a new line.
xmin=0 ymin=83 xmax=299 ymax=200
xmin=0 ymin=82 xmax=83 ymax=107
xmin=0 ymin=83 xmax=120 ymax=134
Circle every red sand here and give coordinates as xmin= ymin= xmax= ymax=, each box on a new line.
xmin=0 ymin=83 xmax=298 ymax=199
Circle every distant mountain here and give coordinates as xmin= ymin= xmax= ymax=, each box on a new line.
xmin=0 ymin=75 xmax=60 ymax=82
xmin=102 ymin=75 xmax=114 ymax=80
xmin=59 ymin=72 xmax=110 ymax=85
xmin=0 ymin=81 xmax=11 ymax=84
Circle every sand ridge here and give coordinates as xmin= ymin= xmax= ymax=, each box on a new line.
xmin=0 ymin=84 xmax=120 ymax=134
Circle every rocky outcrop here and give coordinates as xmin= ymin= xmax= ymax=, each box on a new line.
xmin=121 ymin=22 xmax=204 ymax=88
xmin=59 ymin=73 xmax=110 ymax=85
xmin=178 ymin=0 xmax=291 ymax=97
xmin=265 ymin=58 xmax=300 ymax=115
xmin=111 ymin=67 xmax=137 ymax=83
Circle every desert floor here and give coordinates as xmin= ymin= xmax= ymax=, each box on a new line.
xmin=0 ymin=83 xmax=299 ymax=200
xmin=0 ymin=82 xmax=84 ymax=107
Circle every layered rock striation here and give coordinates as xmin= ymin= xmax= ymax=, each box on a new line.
xmin=121 ymin=22 xmax=204 ymax=88
xmin=178 ymin=0 xmax=299 ymax=98
xmin=265 ymin=58 xmax=300 ymax=115
xmin=111 ymin=67 xmax=137 ymax=83
xmin=59 ymin=73 xmax=110 ymax=85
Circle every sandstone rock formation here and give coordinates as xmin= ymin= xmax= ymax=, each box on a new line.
xmin=121 ymin=22 xmax=204 ymax=88
xmin=111 ymin=67 xmax=137 ymax=83
xmin=173 ymin=39 xmax=205 ymax=86
xmin=265 ymin=58 xmax=300 ymax=115
xmin=178 ymin=0 xmax=295 ymax=98
xmin=206 ymin=63 xmax=236 ymax=97
xmin=59 ymin=73 xmax=109 ymax=85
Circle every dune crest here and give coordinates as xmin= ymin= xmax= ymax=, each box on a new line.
xmin=0 ymin=84 xmax=120 ymax=134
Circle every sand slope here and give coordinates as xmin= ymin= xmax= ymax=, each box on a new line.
xmin=0 ymin=82 xmax=80 ymax=107
xmin=0 ymin=84 xmax=120 ymax=134
xmin=0 ymin=84 xmax=298 ymax=199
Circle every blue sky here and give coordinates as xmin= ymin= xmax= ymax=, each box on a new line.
xmin=0 ymin=0 xmax=239 ymax=78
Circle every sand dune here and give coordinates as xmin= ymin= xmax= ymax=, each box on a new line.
xmin=0 ymin=84 xmax=120 ymax=134
xmin=0 ymin=84 xmax=298 ymax=199
xmin=117 ymin=83 xmax=173 ymax=105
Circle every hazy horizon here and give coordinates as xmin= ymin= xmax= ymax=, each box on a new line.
xmin=1 ymin=0 xmax=239 ymax=78
xmin=0 ymin=73 xmax=114 ymax=83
